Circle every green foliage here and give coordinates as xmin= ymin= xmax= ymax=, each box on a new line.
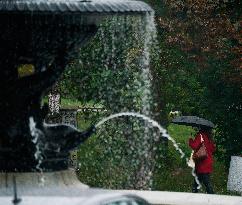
xmin=60 ymin=15 xmax=160 ymax=189
xmin=149 ymin=0 xmax=242 ymax=164
xmin=155 ymin=42 xmax=204 ymax=115
xmin=200 ymin=56 xmax=242 ymax=162
xmin=60 ymin=16 xmax=146 ymax=112
xmin=77 ymin=112 xmax=158 ymax=189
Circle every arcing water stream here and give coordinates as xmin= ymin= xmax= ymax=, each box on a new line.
xmin=96 ymin=112 xmax=201 ymax=189
xmin=96 ymin=112 xmax=185 ymax=159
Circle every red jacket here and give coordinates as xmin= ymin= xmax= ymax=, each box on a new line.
xmin=189 ymin=131 xmax=216 ymax=173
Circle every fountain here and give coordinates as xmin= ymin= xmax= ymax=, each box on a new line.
xmin=0 ymin=0 xmax=153 ymax=200
xmin=0 ymin=0 xmax=152 ymax=171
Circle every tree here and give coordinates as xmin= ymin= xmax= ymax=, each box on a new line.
xmin=147 ymin=0 xmax=241 ymax=162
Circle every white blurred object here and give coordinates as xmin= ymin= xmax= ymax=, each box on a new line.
xmin=48 ymin=93 xmax=60 ymax=114
xmin=227 ymin=156 xmax=242 ymax=194
xmin=187 ymin=151 xmax=195 ymax=168
xmin=169 ymin=110 xmax=181 ymax=118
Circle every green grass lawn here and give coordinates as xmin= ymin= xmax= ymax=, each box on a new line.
xmin=43 ymin=96 xmax=101 ymax=109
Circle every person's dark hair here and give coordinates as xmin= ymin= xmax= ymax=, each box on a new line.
xmin=200 ymin=126 xmax=213 ymax=139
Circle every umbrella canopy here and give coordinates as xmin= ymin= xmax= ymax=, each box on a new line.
xmin=172 ymin=116 xmax=215 ymax=128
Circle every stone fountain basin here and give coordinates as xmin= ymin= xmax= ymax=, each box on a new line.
xmin=0 ymin=0 xmax=153 ymax=71
xmin=0 ymin=0 xmax=153 ymax=24
xmin=0 ymin=0 xmax=153 ymax=25
xmin=0 ymin=0 xmax=152 ymax=12
xmin=0 ymin=170 xmax=89 ymax=196
xmin=1 ymin=170 xmax=242 ymax=205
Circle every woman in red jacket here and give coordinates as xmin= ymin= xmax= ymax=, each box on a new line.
xmin=189 ymin=126 xmax=216 ymax=194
